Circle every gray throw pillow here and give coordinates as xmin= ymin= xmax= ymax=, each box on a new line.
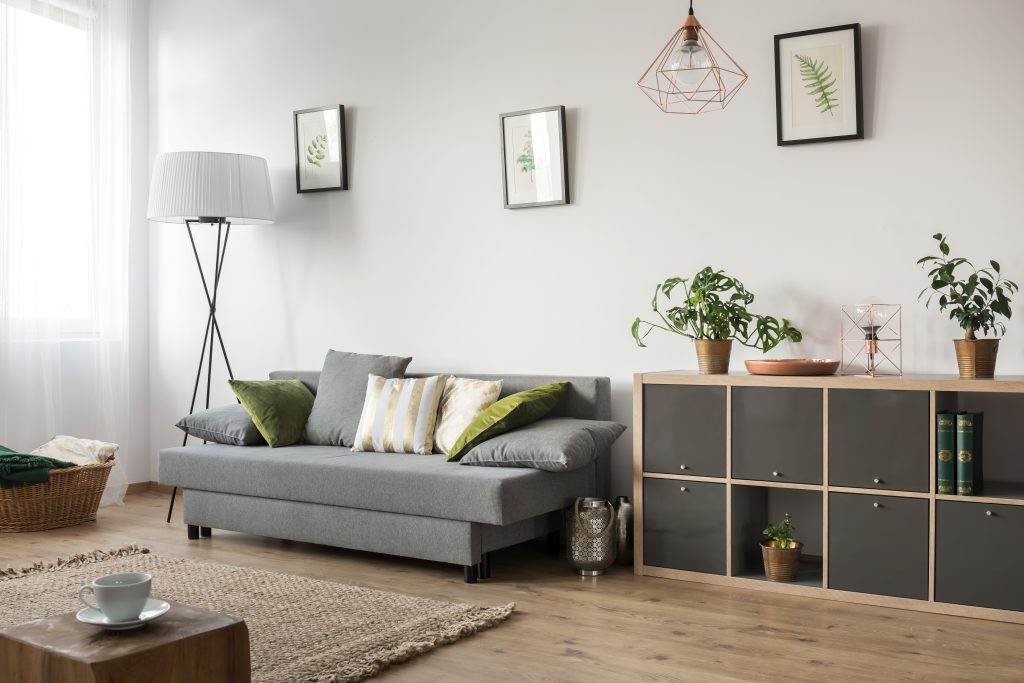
xmin=303 ymin=350 xmax=413 ymax=447
xmin=459 ymin=417 xmax=625 ymax=472
xmin=175 ymin=404 xmax=265 ymax=446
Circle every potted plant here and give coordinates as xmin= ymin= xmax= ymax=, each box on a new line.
xmin=918 ymin=233 xmax=1019 ymax=379
xmin=631 ymin=267 xmax=802 ymax=374
xmin=761 ymin=512 xmax=801 ymax=582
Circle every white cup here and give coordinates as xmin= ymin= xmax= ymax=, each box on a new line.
xmin=79 ymin=572 xmax=152 ymax=622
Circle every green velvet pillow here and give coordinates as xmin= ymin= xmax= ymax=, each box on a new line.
xmin=447 ymin=382 xmax=568 ymax=461
xmin=229 ymin=379 xmax=315 ymax=448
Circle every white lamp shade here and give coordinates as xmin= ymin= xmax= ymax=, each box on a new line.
xmin=147 ymin=151 xmax=275 ymax=224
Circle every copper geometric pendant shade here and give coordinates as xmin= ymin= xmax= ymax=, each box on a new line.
xmin=637 ymin=1 xmax=748 ymax=114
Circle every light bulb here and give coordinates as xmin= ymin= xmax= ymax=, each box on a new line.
xmin=667 ymin=38 xmax=709 ymax=89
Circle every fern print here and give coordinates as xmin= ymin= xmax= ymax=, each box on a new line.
xmin=516 ymin=130 xmax=535 ymax=181
xmin=305 ymin=134 xmax=328 ymax=167
xmin=795 ymin=54 xmax=838 ymax=116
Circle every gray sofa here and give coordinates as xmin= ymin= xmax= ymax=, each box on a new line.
xmin=158 ymin=372 xmax=611 ymax=582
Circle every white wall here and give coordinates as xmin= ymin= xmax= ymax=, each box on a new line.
xmin=147 ymin=0 xmax=1024 ymax=494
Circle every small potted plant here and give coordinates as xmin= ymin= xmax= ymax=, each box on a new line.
xmin=631 ymin=267 xmax=802 ymax=374
xmin=918 ymin=233 xmax=1019 ymax=378
xmin=761 ymin=512 xmax=801 ymax=582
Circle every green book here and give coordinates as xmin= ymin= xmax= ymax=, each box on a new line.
xmin=956 ymin=412 xmax=984 ymax=496
xmin=936 ymin=412 xmax=956 ymax=494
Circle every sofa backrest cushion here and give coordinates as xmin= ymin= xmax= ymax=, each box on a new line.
xmin=270 ymin=371 xmax=611 ymax=422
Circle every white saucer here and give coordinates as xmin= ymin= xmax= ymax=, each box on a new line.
xmin=76 ymin=598 xmax=171 ymax=631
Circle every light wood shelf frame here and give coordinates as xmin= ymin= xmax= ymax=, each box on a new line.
xmin=633 ymin=371 xmax=1024 ymax=625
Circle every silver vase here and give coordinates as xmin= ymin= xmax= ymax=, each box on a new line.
xmin=613 ymin=495 xmax=634 ymax=565
xmin=566 ymin=497 xmax=617 ymax=576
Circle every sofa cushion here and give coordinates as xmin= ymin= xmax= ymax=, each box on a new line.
xmin=352 ymin=375 xmax=447 ymax=454
xmin=433 ymin=377 xmax=503 ymax=456
xmin=158 ymin=443 xmax=596 ymax=526
xmin=230 ymin=379 xmax=314 ymax=448
xmin=303 ymin=350 xmax=413 ymax=447
xmin=177 ymin=404 xmax=265 ymax=446
xmin=459 ymin=418 xmax=626 ymax=472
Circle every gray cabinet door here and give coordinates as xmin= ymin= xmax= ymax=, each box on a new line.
xmin=828 ymin=493 xmax=929 ymax=600
xmin=829 ymin=389 xmax=930 ymax=492
xmin=732 ymin=387 xmax=823 ymax=484
xmin=643 ymin=478 xmax=726 ymax=575
xmin=936 ymin=501 xmax=1024 ymax=612
xmin=643 ymin=385 xmax=726 ymax=477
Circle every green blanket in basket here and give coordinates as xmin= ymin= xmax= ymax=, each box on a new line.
xmin=0 ymin=445 xmax=76 ymax=489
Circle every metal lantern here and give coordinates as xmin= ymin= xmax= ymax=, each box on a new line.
xmin=566 ymin=497 xmax=617 ymax=576
xmin=840 ymin=303 xmax=903 ymax=377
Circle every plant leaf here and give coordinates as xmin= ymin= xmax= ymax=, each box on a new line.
xmin=795 ymin=54 xmax=839 ymax=116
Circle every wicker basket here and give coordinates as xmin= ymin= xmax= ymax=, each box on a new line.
xmin=0 ymin=459 xmax=115 ymax=533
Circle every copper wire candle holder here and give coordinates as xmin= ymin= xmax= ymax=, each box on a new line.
xmin=840 ymin=304 xmax=903 ymax=377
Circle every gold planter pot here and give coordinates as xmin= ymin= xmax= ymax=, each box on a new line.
xmin=694 ymin=339 xmax=733 ymax=375
xmin=953 ymin=338 xmax=999 ymax=379
xmin=760 ymin=539 xmax=802 ymax=582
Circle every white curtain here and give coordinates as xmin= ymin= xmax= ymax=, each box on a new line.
xmin=0 ymin=0 xmax=131 ymax=505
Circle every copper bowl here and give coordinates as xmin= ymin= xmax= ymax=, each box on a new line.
xmin=744 ymin=359 xmax=840 ymax=376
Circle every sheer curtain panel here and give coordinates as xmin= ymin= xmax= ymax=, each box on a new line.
xmin=0 ymin=0 xmax=132 ymax=504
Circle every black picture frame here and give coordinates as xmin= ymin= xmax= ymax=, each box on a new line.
xmin=774 ymin=24 xmax=863 ymax=146
xmin=499 ymin=105 xmax=569 ymax=209
xmin=294 ymin=105 xmax=348 ymax=193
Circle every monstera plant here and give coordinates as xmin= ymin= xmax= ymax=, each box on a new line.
xmin=631 ymin=267 xmax=802 ymax=374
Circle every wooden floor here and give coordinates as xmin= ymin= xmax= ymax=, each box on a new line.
xmin=3 ymin=492 xmax=1022 ymax=682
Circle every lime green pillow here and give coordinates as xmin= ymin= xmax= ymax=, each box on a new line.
xmin=447 ymin=382 xmax=568 ymax=461
xmin=229 ymin=379 xmax=315 ymax=448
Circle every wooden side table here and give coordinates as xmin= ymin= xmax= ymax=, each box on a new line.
xmin=0 ymin=601 xmax=250 ymax=682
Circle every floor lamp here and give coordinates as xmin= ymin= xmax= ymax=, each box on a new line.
xmin=147 ymin=151 xmax=275 ymax=523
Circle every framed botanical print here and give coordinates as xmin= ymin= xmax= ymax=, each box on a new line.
xmin=500 ymin=105 xmax=569 ymax=209
xmin=294 ymin=105 xmax=347 ymax=192
xmin=774 ymin=24 xmax=863 ymax=145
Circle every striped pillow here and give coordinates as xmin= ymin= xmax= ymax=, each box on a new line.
xmin=352 ymin=374 xmax=447 ymax=454
xmin=433 ymin=377 xmax=504 ymax=455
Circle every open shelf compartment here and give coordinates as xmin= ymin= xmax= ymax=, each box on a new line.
xmin=730 ymin=483 xmax=823 ymax=588
xmin=935 ymin=391 xmax=1024 ymax=504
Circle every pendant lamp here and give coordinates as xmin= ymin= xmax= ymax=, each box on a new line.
xmin=638 ymin=0 xmax=748 ymax=114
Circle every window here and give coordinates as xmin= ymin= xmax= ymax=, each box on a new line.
xmin=2 ymin=4 xmax=96 ymax=328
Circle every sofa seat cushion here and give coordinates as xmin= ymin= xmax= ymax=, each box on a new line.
xmin=158 ymin=444 xmax=596 ymax=526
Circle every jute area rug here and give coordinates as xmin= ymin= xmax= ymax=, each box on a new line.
xmin=0 ymin=545 xmax=514 ymax=682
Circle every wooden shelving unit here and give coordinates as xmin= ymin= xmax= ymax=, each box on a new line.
xmin=633 ymin=371 xmax=1024 ymax=624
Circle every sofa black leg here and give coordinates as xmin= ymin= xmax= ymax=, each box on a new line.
xmin=187 ymin=524 xmax=199 ymax=540
xmin=479 ymin=553 xmax=492 ymax=580
xmin=463 ymin=564 xmax=479 ymax=584
xmin=546 ymin=530 xmax=560 ymax=555
xmin=200 ymin=526 xmax=212 ymax=538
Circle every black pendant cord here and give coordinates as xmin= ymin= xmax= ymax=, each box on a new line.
xmin=167 ymin=219 xmax=234 ymax=523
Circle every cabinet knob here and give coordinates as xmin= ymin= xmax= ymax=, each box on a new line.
xmin=772 ymin=471 xmax=781 ymax=477
xmin=679 ymin=464 xmax=688 ymax=470
xmin=873 ymin=477 xmax=881 ymax=484
xmin=986 ymin=510 xmax=994 ymax=517
xmin=680 ymin=486 xmax=688 ymax=492
xmin=873 ymin=502 xmax=881 ymax=509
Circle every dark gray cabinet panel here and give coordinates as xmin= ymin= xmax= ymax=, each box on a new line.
xmin=643 ymin=385 xmax=726 ymax=477
xmin=732 ymin=387 xmax=822 ymax=484
xmin=936 ymin=501 xmax=1024 ymax=612
xmin=643 ymin=478 xmax=726 ymax=575
xmin=829 ymin=389 xmax=930 ymax=492
xmin=829 ymin=493 xmax=929 ymax=600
